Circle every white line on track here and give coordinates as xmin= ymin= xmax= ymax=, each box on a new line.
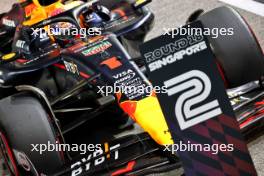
xmin=219 ymin=0 xmax=264 ymax=16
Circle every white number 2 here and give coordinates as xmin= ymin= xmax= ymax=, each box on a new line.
xmin=164 ymin=70 xmax=222 ymax=130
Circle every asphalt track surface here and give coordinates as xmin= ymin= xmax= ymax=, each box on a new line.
xmin=0 ymin=0 xmax=263 ymax=175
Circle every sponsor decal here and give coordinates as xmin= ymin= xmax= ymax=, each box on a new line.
xmin=2 ymin=18 xmax=15 ymax=27
xmin=82 ymin=41 xmax=112 ymax=56
xmin=68 ymin=42 xmax=87 ymax=52
xmin=71 ymin=143 xmax=120 ymax=176
xmin=16 ymin=40 xmax=26 ymax=48
xmin=63 ymin=60 xmax=80 ymax=75
xmin=113 ymin=69 xmax=136 ymax=85
xmin=16 ymin=152 xmax=31 ymax=171
xmin=113 ymin=68 xmax=150 ymax=100
xmin=13 ymin=150 xmax=40 ymax=175
xmin=100 ymin=57 xmax=122 ymax=70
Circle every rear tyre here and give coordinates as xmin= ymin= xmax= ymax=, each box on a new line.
xmin=198 ymin=6 xmax=264 ymax=88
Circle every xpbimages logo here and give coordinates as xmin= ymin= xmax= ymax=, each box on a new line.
xmin=31 ymin=27 xmax=102 ymax=39
xmin=31 ymin=141 xmax=101 ymax=155
xmin=163 ymin=25 xmax=234 ymax=38
xmin=163 ymin=141 xmax=234 ymax=155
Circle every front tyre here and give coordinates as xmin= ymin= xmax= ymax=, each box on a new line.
xmin=0 ymin=92 xmax=64 ymax=175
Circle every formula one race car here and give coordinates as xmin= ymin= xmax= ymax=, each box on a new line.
xmin=0 ymin=0 xmax=154 ymax=128
xmin=0 ymin=0 xmax=263 ymax=175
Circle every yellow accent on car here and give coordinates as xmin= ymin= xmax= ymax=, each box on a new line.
xmin=135 ymin=0 xmax=147 ymax=6
xmin=2 ymin=53 xmax=16 ymax=61
xmin=23 ymin=1 xmax=62 ymax=26
xmin=120 ymin=96 xmax=173 ymax=145
xmin=23 ymin=1 xmax=83 ymax=26
xmin=104 ymin=142 xmax=110 ymax=158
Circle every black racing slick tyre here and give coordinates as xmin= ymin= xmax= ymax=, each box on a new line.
xmin=198 ymin=6 xmax=264 ymax=88
xmin=0 ymin=92 xmax=64 ymax=175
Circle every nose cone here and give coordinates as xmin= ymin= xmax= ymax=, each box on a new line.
xmin=120 ymin=95 xmax=173 ymax=145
